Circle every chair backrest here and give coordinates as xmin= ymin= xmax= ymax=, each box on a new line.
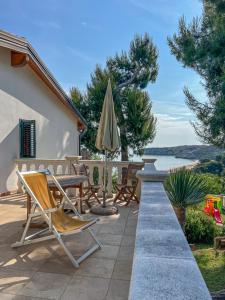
xmin=18 ymin=171 xmax=83 ymax=233
xmin=126 ymin=164 xmax=144 ymax=186
xmin=72 ymin=163 xmax=90 ymax=185
xmin=72 ymin=163 xmax=88 ymax=176
xmin=23 ymin=172 xmax=57 ymax=210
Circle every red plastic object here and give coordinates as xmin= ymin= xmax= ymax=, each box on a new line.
xmin=204 ymin=207 xmax=210 ymax=214
xmin=204 ymin=199 xmax=214 ymax=216
xmin=213 ymin=209 xmax=223 ymax=225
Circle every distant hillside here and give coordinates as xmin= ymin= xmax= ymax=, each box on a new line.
xmin=144 ymin=145 xmax=224 ymax=160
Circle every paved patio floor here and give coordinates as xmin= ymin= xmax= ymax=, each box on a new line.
xmin=0 ymin=193 xmax=138 ymax=300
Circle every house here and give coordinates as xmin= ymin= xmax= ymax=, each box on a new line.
xmin=0 ymin=30 xmax=86 ymax=193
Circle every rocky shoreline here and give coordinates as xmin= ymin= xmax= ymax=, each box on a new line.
xmin=145 ymin=145 xmax=223 ymax=161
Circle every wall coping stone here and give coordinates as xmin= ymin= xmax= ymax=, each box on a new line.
xmin=129 ymin=163 xmax=212 ymax=300
xmin=137 ymin=162 xmax=168 ymax=182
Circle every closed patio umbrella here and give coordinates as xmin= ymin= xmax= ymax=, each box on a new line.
xmin=95 ymin=79 xmax=120 ymax=152
xmin=91 ymin=79 xmax=120 ymax=215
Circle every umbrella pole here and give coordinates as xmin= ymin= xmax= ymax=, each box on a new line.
xmin=90 ymin=150 xmax=118 ymax=215
xmin=102 ymin=149 xmax=107 ymax=208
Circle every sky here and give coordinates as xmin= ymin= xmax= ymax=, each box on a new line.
xmin=0 ymin=0 xmax=207 ymax=147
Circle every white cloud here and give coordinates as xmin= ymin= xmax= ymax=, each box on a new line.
xmin=81 ymin=21 xmax=87 ymax=27
xmin=155 ymin=113 xmax=183 ymax=121
xmin=66 ymin=46 xmax=95 ymax=63
xmin=32 ymin=20 xmax=61 ymax=30
xmin=130 ymin=0 xmax=180 ymax=20
xmin=81 ymin=21 xmax=102 ymax=31
xmin=151 ymin=114 xmax=202 ymax=147
xmin=130 ymin=0 xmax=202 ymax=23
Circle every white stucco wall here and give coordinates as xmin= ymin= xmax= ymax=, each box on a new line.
xmin=0 ymin=47 xmax=79 ymax=192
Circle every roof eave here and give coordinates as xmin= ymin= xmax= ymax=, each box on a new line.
xmin=0 ymin=29 xmax=87 ymax=128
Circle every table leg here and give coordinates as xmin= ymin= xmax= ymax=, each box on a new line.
xmin=23 ymin=193 xmax=47 ymax=229
xmin=79 ymin=184 xmax=84 ymax=214
xmin=27 ymin=194 xmax=31 ymax=220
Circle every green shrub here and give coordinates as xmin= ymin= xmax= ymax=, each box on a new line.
xmin=194 ymin=161 xmax=223 ymax=175
xmin=165 ymin=168 xmax=208 ymax=208
xmin=185 ymin=209 xmax=222 ymax=244
xmin=196 ymin=173 xmax=223 ymax=194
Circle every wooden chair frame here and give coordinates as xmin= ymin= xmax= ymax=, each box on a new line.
xmin=113 ymin=164 xmax=143 ymax=206
xmin=72 ymin=163 xmax=101 ymax=208
xmin=12 ymin=169 xmax=102 ymax=268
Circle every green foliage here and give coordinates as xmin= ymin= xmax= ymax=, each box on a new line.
xmin=71 ymin=33 xmax=158 ymax=160
xmin=112 ymin=170 xmax=118 ymax=193
xmin=215 ymin=152 xmax=225 ymax=166
xmin=185 ymin=209 xmax=222 ymax=244
xmin=194 ymin=154 xmax=225 ymax=193
xmin=195 ymin=173 xmax=223 ymax=194
xmin=90 ymin=153 xmax=102 ymax=161
xmin=165 ymin=168 xmax=208 ymax=208
xmin=194 ymin=246 xmax=225 ymax=292
xmin=168 ymin=0 xmax=225 ymax=147
xmin=194 ymin=161 xmax=224 ymax=175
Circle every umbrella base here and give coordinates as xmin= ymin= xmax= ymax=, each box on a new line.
xmin=90 ymin=204 xmax=118 ymax=216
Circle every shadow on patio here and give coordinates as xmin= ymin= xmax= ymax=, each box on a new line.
xmin=0 ymin=193 xmax=138 ymax=300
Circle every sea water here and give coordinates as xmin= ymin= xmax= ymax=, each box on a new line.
xmin=131 ymin=155 xmax=197 ymax=171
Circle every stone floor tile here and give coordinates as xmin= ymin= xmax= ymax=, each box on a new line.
xmin=0 ymin=228 xmax=24 ymax=246
xmin=112 ymin=260 xmax=132 ymax=280
xmin=92 ymin=245 xmax=120 ymax=260
xmin=0 ymin=269 xmax=34 ymax=295
xmin=117 ymin=208 xmax=130 ymax=218
xmin=2 ymin=247 xmax=51 ymax=271
xmin=0 ymin=193 xmax=137 ymax=300
xmin=126 ymin=218 xmax=138 ymax=227
xmin=121 ymin=235 xmax=136 ymax=247
xmin=124 ymin=225 xmax=137 ymax=236
xmin=117 ymin=247 xmax=134 ymax=261
xmin=52 ymin=240 xmax=93 ymax=258
xmin=98 ymin=224 xmax=125 ymax=235
xmin=18 ymin=272 xmax=71 ymax=300
xmin=38 ymin=256 xmax=76 ymax=275
xmin=0 ymin=293 xmax=45 ymax=299
xmin=96 ymin=234 xmax=122 ymax=246
xmin=128 ymin=210 xmax=139 ymax=219
xmin=0 ymin=246 xmax=20 ymax=266
xmin=75 ymin=257 xmax=115 ymax=279
xmin=106 ymin=279 xmax=130 ymax=300
xmin=61 ymin=276 xmax=110 ymax=300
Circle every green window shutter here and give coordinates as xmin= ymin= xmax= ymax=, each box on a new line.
xmin=19 ymin=119 xmax=36 ymax=158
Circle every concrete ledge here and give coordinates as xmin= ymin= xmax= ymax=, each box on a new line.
xmin=129 ymin=166 xmax=211 ymax=300
xmin=137 ymin=163 xmax=168 ymax=182
xmin=129 ymin=256 xmax=211 ymax=300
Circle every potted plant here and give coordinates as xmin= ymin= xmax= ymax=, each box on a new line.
xmin=165 ymin=168 xmax=207 ymax=229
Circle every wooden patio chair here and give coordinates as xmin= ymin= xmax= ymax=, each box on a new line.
xmin=113 ymin=163 xmax=143 ymax=206
xmin=12 ymin=169 xmax=101 ymax=268
xmin=72 ymin=163 xmax=101 ymax=208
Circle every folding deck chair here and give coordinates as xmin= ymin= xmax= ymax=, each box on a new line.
xmin=12 ymin=169 xmax=102 ymax=268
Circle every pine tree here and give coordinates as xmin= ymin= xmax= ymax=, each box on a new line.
xmin=168 ymin=0 xmax=225 ymax=148
xmin=71 ymin=33 xmax=158 ymax=160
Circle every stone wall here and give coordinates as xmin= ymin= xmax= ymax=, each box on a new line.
xmin=128 ymin=162 xmax=212 ymax=300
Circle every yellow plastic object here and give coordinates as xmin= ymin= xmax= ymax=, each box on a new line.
xmin=204 ymin=194 xmax=222 ymax=213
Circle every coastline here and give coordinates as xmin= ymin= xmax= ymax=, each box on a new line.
xmin=133 ymin=155 xmax=198 ymax=171
xmin=174 ymin=160 xmax=199 ymax=170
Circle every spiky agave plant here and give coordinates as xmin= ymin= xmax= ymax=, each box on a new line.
xmin=165 ymin=168 xmax=207 ymax=229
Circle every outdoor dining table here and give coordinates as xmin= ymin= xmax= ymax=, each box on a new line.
xmin=48 ymin=174 xmax=88 ymax=214
xmin=25 ymin=174 xmax=88 ymax=228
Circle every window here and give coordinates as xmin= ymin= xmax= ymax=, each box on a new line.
xmin=19 ymin=119 xmax=36 ymax=158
